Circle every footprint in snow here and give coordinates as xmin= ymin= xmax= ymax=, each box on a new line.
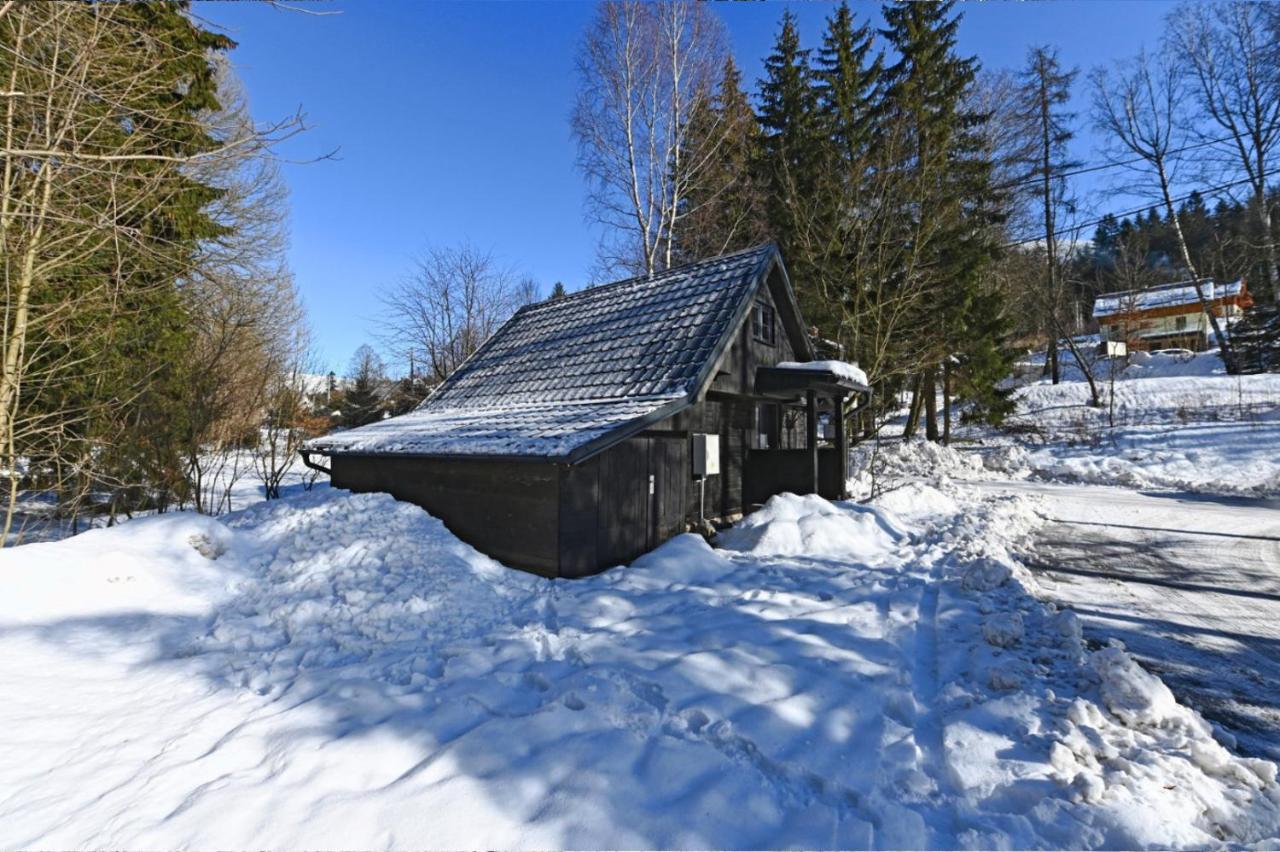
xmin=563 ymin=692 xmax=586 ymax=711
xmin=682 ymin=708 xmax=710 ymax=734
xmin=522 ymin=672 xmax=552 ymax=692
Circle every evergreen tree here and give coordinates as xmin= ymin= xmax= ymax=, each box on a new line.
xmin=880 ymin=0 xmax=1011 ymax=437
xmin=550 ymin=281 xmax=568 ymax=300
xmin=757 ymin=11 xmax=825 ymax=320
xmin=342 ymin=345 xmax=388 ymax=429
xmin=14 ymin=2 xmax=237 ymax=512
xmin=675 ymin=56 xmax=769 ymax=262
xmin=814 ymin=1 xmax=882 ymax=165
xmin=808 ymin=2 xmax=886 ymax=372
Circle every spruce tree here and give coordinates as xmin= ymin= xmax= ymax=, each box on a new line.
xmin=675 ymin=56 xmax=769 ymax=263
xmin=880 ymin=0 xmax=1011 ymax=437
xmin=17 ymin=2 xmax=238 ymax=512
xmin=757 ymin=11 xmax=825 ymax=322
xmin=815 ymin=2 xmax=882 ymax=166
xmin=809 ymin=2 xmax=886 ymax=375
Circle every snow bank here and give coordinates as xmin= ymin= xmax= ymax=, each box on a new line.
xmin=928 ymin=485 xmax=1280 ymax=848
xmin=715 ymin=492 xmax=902 ymax=560
xmin=0 ymin=511 xmax=242 ymax=628
xmin=1 ymin=470 xmax=1278 ymax=848
xmin=1009 ymin=373 xmax=1280 ymax=496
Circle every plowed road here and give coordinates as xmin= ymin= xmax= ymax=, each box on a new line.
xmin=973 ymin=479 xmax=1280 ymax=762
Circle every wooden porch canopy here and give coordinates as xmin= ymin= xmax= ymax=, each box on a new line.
xmin=754 ymin=365 xmax=868 ymax=399
xmin=753 ymin=365 xmax=869 ymax=500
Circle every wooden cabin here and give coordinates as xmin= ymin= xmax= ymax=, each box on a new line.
xmin=1093 ymin=279 xmax=1252 ymax=352
xmin=301 ymin=244 xmax=869 ymax=578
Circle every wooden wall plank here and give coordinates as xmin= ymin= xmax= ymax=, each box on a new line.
xmin=331 ymin=455 xmax=559 ymax=577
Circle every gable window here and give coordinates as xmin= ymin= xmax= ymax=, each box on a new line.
xmin=752 ymin=301 xmax=776 ymax=346
xmin=1175 ymin=316 xmax=1187 ymax=330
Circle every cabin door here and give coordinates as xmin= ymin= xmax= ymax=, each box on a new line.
xmin=649 ymin=434 xmax=687 ymax=548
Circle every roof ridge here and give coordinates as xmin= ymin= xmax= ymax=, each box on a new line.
xmin=422 ymin=392 xmax=686 ymax=413
xmin=520 ymin=242 xmax=775 ymax=313
xmin=1099 ymin=277 xmax=1239 ymax=298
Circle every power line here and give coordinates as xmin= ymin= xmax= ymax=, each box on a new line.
xmin=992 ymin=129 xmax=1256 ymax=194
xmin=1002 ymin=170 xmax=1273 ymax=250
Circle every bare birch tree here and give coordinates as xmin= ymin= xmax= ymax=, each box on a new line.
xmin=1168 ymin=1 xmax=1280 ymax=303
xmin=1091 ymin=49 xmax=1237 ymax=371
xmin=572 ymin=0 xmax=727 ymax=276
xmin=1 ymin=4 xmax=305 ymax=539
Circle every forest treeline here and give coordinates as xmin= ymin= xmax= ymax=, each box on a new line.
xmin=4 ymin=1 xmax=1279 ymax=538
xmin=0 ymin=3 xmax=314 ymax=539
xmin=570 ymin=0 xmax=1280 ymax=429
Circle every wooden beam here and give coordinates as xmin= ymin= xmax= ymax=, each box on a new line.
xmin=806 ymin=389 xmax=818 ymax=494
xmin=833 ymin=393 xmax=847 ymax=500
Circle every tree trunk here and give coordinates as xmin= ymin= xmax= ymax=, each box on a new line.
xmin=942 ymin=361 xmax=952 ymax=446
xmin=902 ymin=374 xmax=923 ymax=439
xmin=1039 ymin=69 xmax=1062 ymax=387
xmin=1260 ymin=196 xmax=1278 ymax=304
xmin=923 ymin=367 xmax=939 ymax=442
xmin=1156 ymin=160 xmax=1236 ymax=371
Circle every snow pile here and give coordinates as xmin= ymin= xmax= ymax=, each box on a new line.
xmin=848 ymin=437 xmax=998 ymax=502
xmin=190 ymin=490 xmax=542 ymax=694
xmin=716 ymin=492 xmax=902 ymax=560
xmin=1 ymin=478 xmax=1278 ymax=848
xmin=870 ymin=481 xmax=960 ymax=527
xmin=926 ymin=488 xmax=1280 ymax=848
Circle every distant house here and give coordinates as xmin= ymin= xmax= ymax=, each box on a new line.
xmin=301 ymin=244 xmax=869 ymax=578
xmin=1093 ymin=278 xmax=1252 ymax=352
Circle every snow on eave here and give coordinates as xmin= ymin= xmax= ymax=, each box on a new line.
xmin=775 ymin=359 xmax=871 ymax=391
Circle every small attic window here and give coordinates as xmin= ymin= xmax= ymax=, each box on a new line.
xmin=752 ymin=301 xmax=776 ymax=346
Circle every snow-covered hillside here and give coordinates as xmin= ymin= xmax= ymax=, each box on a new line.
xmin=999 ymin=350 xmax=1280 ymax=496
xmin=2 ymin=464 xmax=1277 ymax=848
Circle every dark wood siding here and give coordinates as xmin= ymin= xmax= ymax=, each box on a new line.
xmin=596 ymin=437 xmax=652 ymax=569
xmin=709 ymin=274 xmax=799 ymax=397
xmin=331 ymin=454 xmax=560 ymax=577
xmin=744 ymin=447 xmax=843 ymax=506
xmin=650 ymin=433 xmax=688 ymax=542
xmin=557 ymin=460 xmax=599 ymax=579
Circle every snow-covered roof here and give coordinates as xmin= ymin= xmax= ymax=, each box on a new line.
xmin=1093 ymin=279 xmax=1245 ymax=319
xmin=775 ymin=359 xmax=870 ymax=390
xmin=307 ymin=244 xmax=788 ymax=461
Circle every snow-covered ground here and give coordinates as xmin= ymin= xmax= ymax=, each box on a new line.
xmin=998 ymin=350 xmax=1280 ymax=497
xmin=971 ymin=479 xmax=1280 ymax=764
xmin=2 ymin=464 xmax=1278 ymax=848
xmin=4 ymin=449 xmax=325 ymax=546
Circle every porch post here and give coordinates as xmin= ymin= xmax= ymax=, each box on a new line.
xmin=806 ymin=389 xmax=818 ymax=494
xmin=833 ymin=392 xmax=847 ymax=500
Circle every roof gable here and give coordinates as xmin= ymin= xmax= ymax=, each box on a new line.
xmin=307 ymin=244 xmax=800 ymax=461
xmin=430 ymin=243 xmax=779 ymax=407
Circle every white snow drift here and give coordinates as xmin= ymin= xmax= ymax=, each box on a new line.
xmin=0 ymin=470 xmax=1277 ymax=848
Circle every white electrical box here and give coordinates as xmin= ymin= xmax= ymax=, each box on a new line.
xmin=691 ymin=433 xmax=720 ymax=478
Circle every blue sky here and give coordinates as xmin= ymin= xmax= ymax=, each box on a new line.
xmin=195 ymin=0 xmax=1180 ymax=374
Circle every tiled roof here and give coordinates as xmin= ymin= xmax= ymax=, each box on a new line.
xmin=307 ymin=243 xmax=779 ymax=460
xmin=304 ymin=397 xmax=687 ymax=459
xmin=1094 ymin=279 xmax=1245 ymax=318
